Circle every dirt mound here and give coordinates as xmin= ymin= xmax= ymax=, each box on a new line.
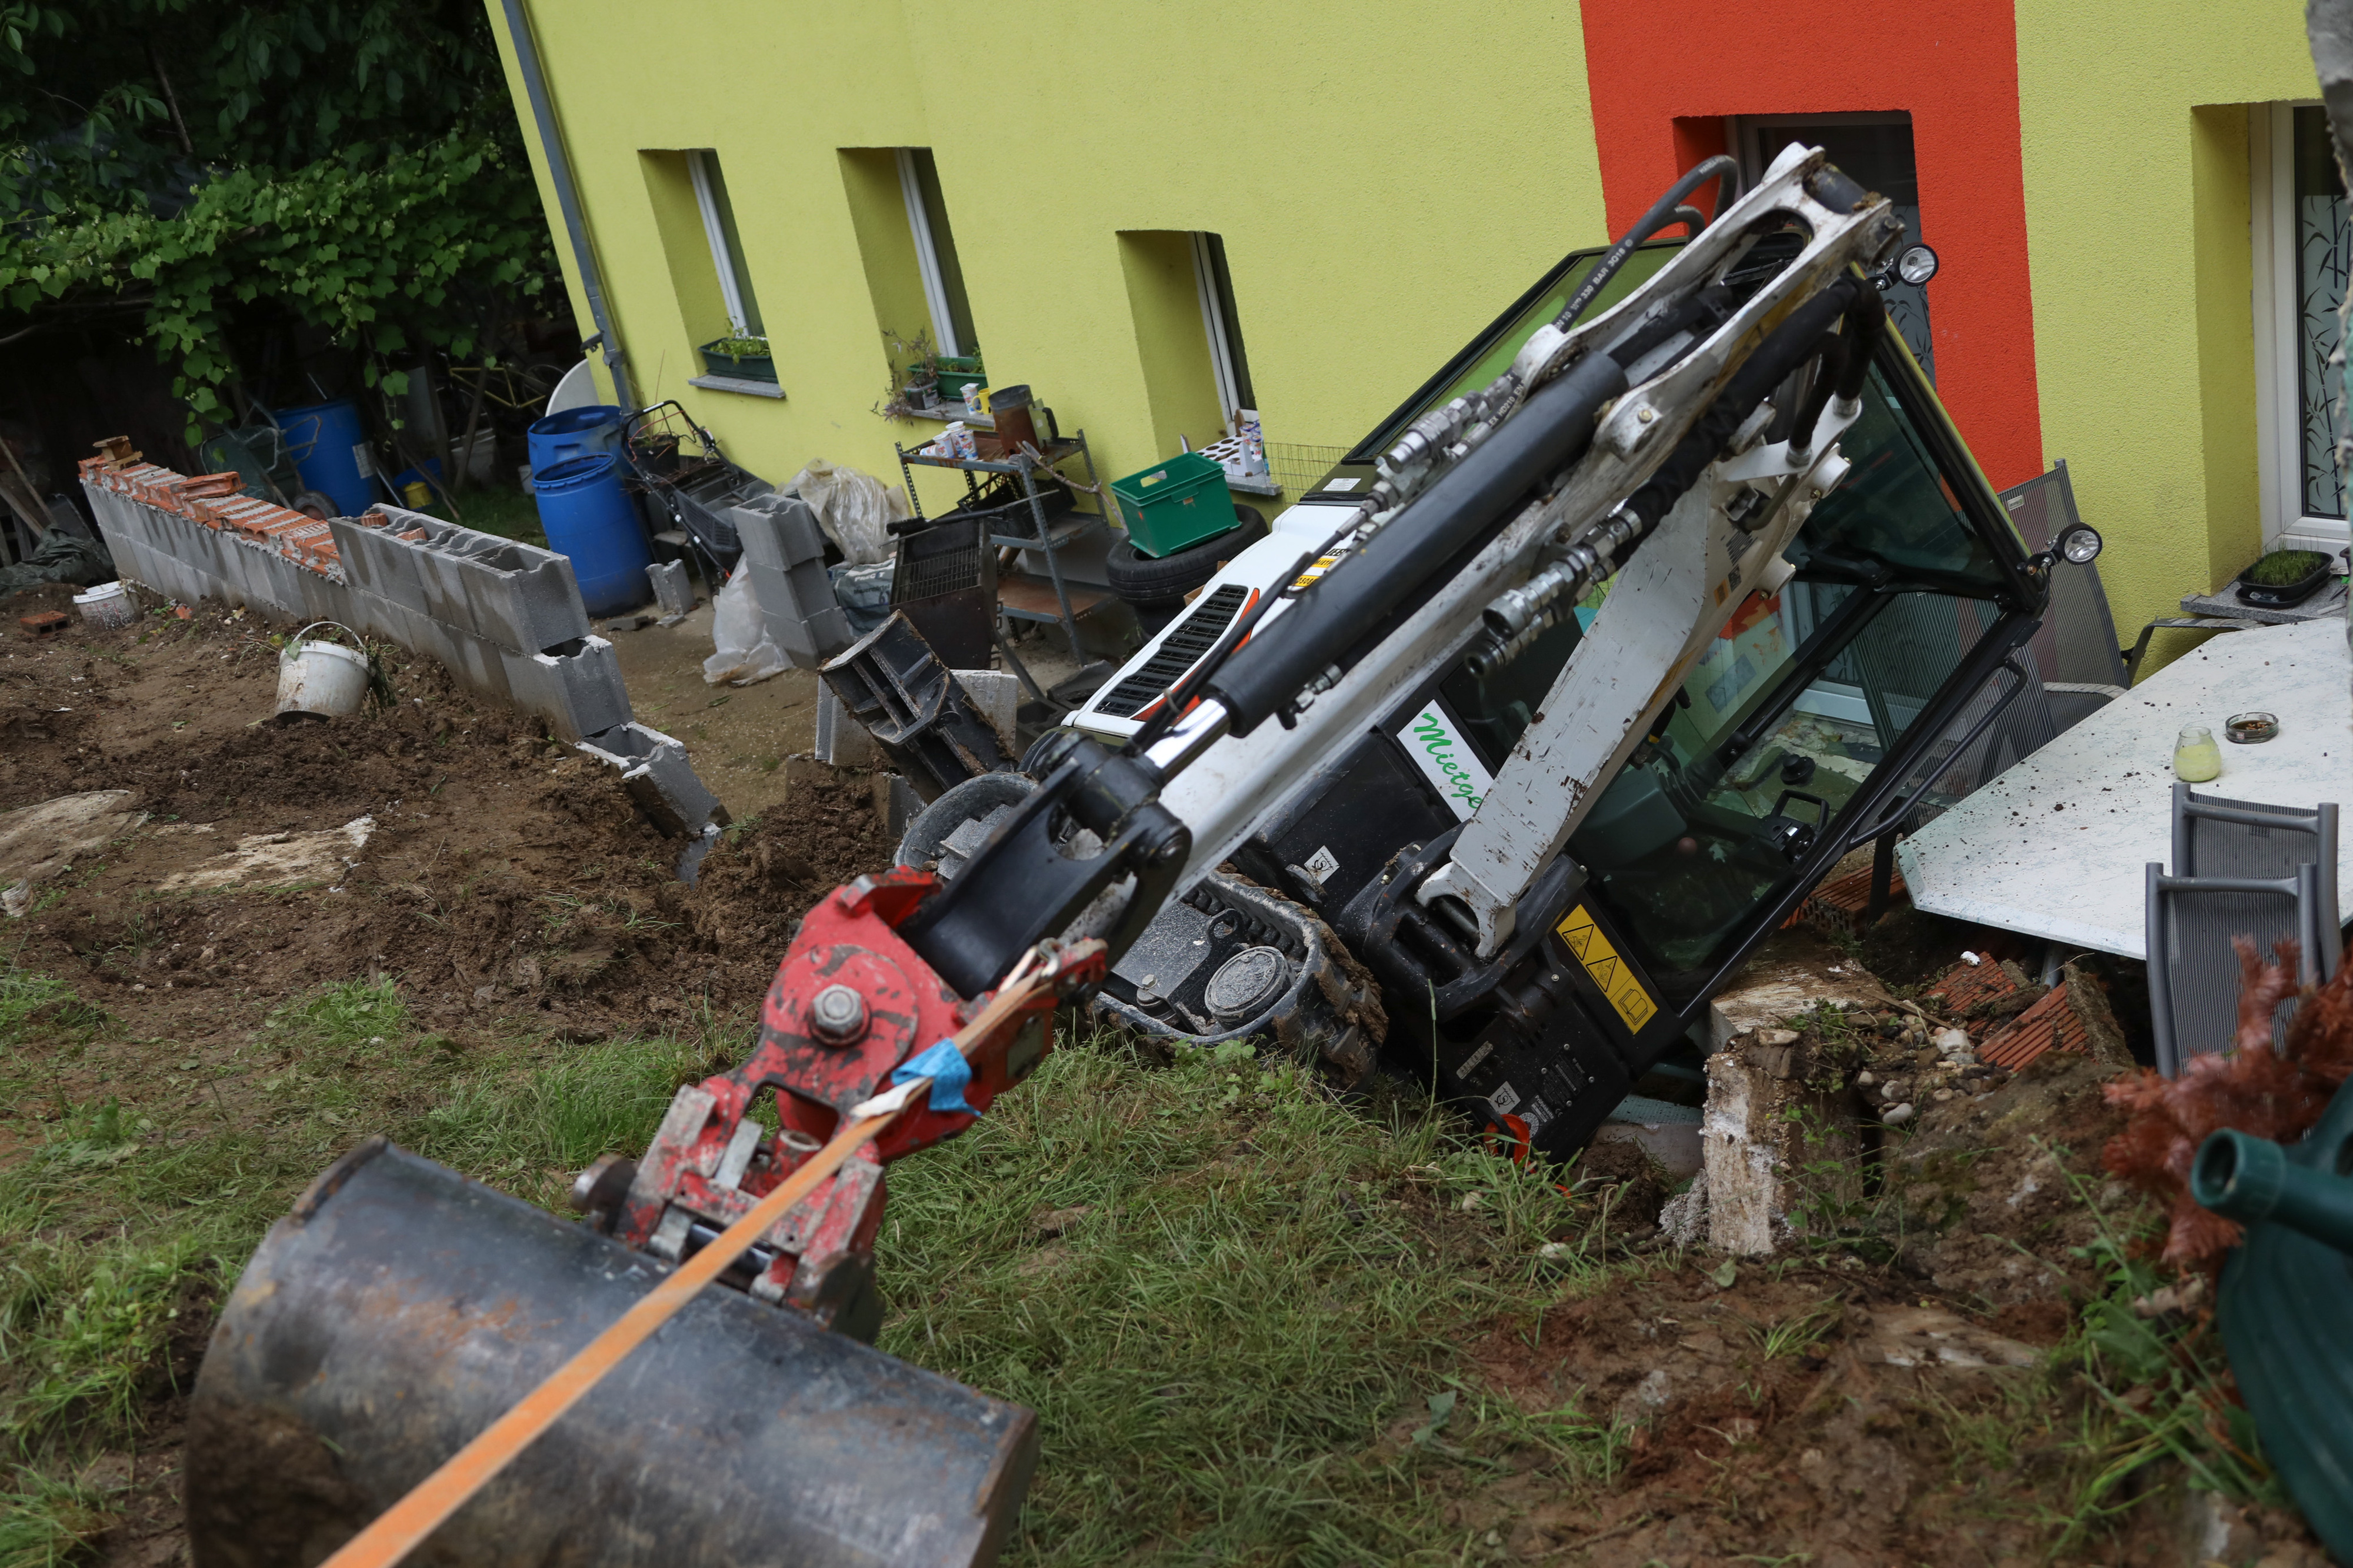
xmin=1431 ymin=938 xmax=2339 ymax=1567
xmin=3 ymin=606 xmax=896 ymax=1052
xmin=686 ymin=762 xmax=896 ymax=968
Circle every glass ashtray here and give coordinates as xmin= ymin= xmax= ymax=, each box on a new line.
xmin=2225 ymin=712 xmax=2279 ymax=744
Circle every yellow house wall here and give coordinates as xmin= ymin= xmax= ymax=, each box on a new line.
xmin=2014 ymin=0 xmax=2317 ymax=672
xmin=485 ymin=0 xmax=1608 ymax=519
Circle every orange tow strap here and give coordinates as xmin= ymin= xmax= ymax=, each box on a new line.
xmin=320 ymin=956 xmax=1056 ymax=1568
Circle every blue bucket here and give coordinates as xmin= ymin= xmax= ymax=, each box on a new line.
xmin=528 ymin=405 xmax=624 ymax=478
xmin=535 ymin=454 xmax=651 ymax=615
xmin=275 ymin=399 xmax=376 ymax=515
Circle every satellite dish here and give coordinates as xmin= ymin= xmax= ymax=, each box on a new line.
xmin=545 ymin=358 xmax=599 ymax=416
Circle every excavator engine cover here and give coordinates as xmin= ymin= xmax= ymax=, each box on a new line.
xmin=185 ymin=1138 xmax=1036 ymax=1568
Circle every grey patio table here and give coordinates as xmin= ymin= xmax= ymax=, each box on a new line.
xmin=1897 ymin=616 xmax=2351 ymax=959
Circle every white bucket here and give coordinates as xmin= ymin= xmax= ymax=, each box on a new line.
xmin=276 ymin=622 xmax=369 ymax=720
xmin=72 ymin=580 xmax=135 ymax=630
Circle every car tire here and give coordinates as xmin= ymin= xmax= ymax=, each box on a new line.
xmin=1105 ymin=504 xmax=1266 ymax=603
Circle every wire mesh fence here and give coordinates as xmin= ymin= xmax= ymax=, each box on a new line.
xmin=1265 ymin=442 xmax=1352 ymax=496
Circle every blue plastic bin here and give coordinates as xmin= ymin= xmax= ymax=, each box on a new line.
xmin=275 ymin=399 xmax=376 ymax=515
xmin=528 ymin=405 xmax=624 ymax=478
xmin=534 ymin=455 xmax=651 ymax=615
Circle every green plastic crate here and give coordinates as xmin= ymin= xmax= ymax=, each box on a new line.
xmin=1110 ymin=451 xmax=1237 ymax=559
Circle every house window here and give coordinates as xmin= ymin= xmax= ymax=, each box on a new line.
xmin=688 ymin=150 xmax=764 ymax=337
xmin=1191 ymin=232 xmax=1256 ymax=431
xmin=1118 ymin=229 xmax=1260 ymax=459
xmin=1732 ymin=112 xmax=1933 ymax=381
xmin=2253 ymin=103 xmax=2351 ymax=546
xmin=895 ymin=148 xmax=975 ymax=359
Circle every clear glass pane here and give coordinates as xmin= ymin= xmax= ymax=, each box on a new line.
xmin=1568 ymin=362 xmax=2006 ymax=980
xmin=2294 ymin=105 xmax=2349 ymax=520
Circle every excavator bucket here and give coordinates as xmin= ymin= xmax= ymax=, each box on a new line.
xmin=185 ymin=1138 xmax=1037 ymax=1568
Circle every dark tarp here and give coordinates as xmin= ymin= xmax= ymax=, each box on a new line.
xmin=1 ymin=529 xmax=116 ymax=597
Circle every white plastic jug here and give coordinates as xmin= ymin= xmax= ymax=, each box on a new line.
xmin=276 ymin=622 xmax=369 ymax=719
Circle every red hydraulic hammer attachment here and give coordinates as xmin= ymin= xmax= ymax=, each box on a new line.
xmin=589 ymin=865 xmax=1085 ymax=1337
xmin=185 ymin=868 xmax=1105 ymax=1568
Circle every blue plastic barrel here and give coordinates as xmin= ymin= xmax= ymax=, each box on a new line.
xmin=528 ymin=405 xmax=624 ymax=478
xmin=276 ymin=400 xmax=376 ymax=515
xmin=534 ymin=454 xmax=651 ymax=615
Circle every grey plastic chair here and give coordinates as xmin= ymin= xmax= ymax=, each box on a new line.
xmin=2174 ymin=785 xmax=2342 ymax=979
xmin=1996 ymin=460 xmax=2129 ymax=725
xmin=2145 ymin=862 xmax=2328 ymax=1077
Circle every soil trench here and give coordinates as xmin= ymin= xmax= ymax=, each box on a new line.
xmin=2 ymin=589 xmax=891 ymax=1053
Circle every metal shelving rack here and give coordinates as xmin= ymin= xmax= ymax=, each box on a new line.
xmin=893 ymin=428 xmax=1109 ymax=675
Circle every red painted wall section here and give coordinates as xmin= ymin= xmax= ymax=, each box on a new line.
xmin=1578 ymin=0 xmax=2042 ymax=491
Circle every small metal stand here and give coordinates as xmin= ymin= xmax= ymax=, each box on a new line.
xmin=894 ymin=426 xmax=1108 ymax=668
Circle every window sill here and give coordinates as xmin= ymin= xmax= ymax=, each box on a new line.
xmin=899 ymin=401 xmax=994 ymax=429
xmin=688 ymin=374 xmax=784 ymax=399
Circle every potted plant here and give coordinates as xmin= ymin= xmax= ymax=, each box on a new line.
xmin=699 ymin=331 xmax=776 ymax=383
xmin=876 ymin=328 xmax=947 ymax=419
xmin=2234 ymin=546 xmax=2342 ymax=609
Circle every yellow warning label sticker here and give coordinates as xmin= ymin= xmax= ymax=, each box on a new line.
xmin=1554 ymin=905 xmax=1659 ymax=1033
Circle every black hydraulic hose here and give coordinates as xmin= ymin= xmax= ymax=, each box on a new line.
xmin=1619 ymin=273 xmax=1874 ymax=533
xmin=1126 ymin=532 xmax=1325 ymax=755
xmin=1462 ymin=273 xmax=1885 ymax=685
xmin=1787 ymin=285 xmax=1886 ymax=450
xmin=1205 ymin=351 xmax=1630 ymax=736
xmin=1554 ymin=155 xmax=1742 ymax=332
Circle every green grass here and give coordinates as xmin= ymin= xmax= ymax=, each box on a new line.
xmin=2050 ymin=1196 xmax=2287 ymax=1549
xmin=0 ymin=1472 xmax=108 ymax=1568
xmin=0 ymin=970 xmax=75 ymax=1048
xmin=877 ymin=1039 xmax=1615 ymax=1564
xmin=0 ymin=966 xmax=719 ymax=1558
xmin=0 ymin=954 xmax=1634 ymax=1565
xmin=444 ymin=484 xmax=545 ymax=548
xmin=2244 ymin=548 xmax=2331 ymax=586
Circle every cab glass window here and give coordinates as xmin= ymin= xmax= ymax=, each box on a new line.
xmin=1564 ymin=355 xmax=2016 ymax=985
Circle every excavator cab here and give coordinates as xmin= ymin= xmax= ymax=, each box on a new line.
xmin=1075 ymin=232 xmax=2045 ymax=1162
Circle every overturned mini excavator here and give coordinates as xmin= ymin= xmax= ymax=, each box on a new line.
xmin=186 ymin=146 xmax=2076 ymax=1567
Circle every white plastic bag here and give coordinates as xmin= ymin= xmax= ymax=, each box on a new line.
xmin=787 ymin=459 xmax=909 ymax=566
xmin=701 ymin=568 xmax=789 ymax=686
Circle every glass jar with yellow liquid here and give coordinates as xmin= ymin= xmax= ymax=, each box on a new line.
xmin=2173 ymin=723 xmax=2222 ymax=783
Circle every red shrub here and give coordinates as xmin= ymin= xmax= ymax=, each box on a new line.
xmin=2102 ymin=940 xmax=2353 ymax=1272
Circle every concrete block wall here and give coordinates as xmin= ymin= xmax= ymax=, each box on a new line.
xmin=728 ymin=494 xmax=852 ymax=670
xmin=78 ymin=452 xmax=724 ymax=837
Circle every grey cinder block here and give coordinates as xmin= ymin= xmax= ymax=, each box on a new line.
xmin=348 ymin=505 xmax=592 ymax=655
xmin=742 ymin=559 xmax=853 ymax=670
xmin=731 ymin=493 xmax=828 ymax=572
xmin=576 ymin=720 xmax=731 ymax=837
xmin=647 ymin=559 xmax=694 ymax=616
xmin=951 ymin=668 xmax=1019 ymax=748
xmin=814 ymin=680 xmax=878 ymax=768
xmin=503 ymin=635 xmax=631 ymax=743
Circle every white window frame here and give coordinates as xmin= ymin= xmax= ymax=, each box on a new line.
xmin=896 ymin=148 xmax=962 ymax=359
xmin=1191 ymin=231 xmax=1244 ymax=435
xmin=2251 ymin=101 xmax=2352 ymax=552
xmin=688 ymin=149 xmax=750 ymax=335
